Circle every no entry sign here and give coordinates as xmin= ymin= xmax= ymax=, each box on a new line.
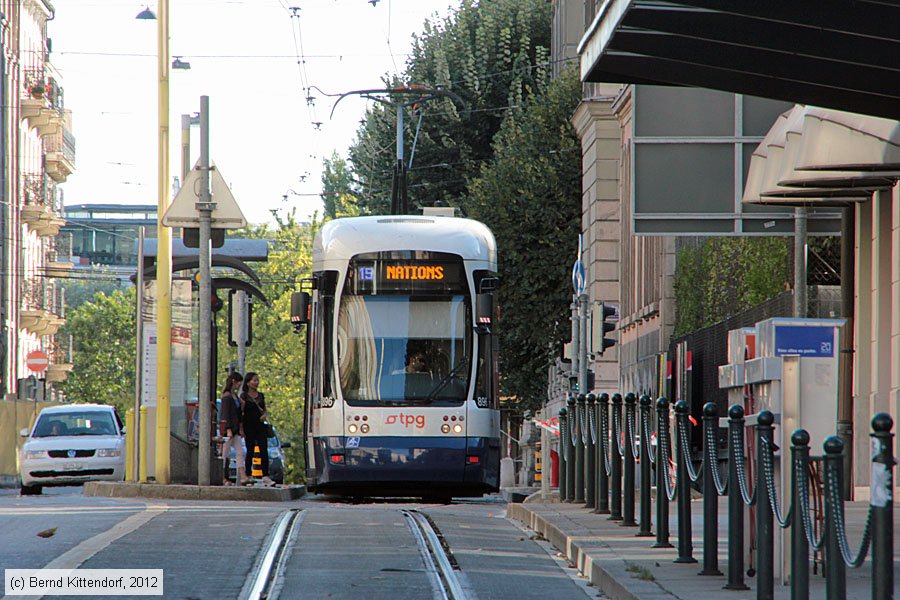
xmin=26 ymin=350 xmax=49 ymax=373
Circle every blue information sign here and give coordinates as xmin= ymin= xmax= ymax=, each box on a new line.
xmin=774 ymin=325 xmax=835 ymax=357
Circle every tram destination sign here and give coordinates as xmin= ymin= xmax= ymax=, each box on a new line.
xmin=347 ymin=260 xmax=466 ymax=294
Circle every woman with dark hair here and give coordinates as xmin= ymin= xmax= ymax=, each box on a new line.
xmin=240 ymin=372 xmax=271 ymax=484
xmin=219 ymin=371 xmax=247 ymax=485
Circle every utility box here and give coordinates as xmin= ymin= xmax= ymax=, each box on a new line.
xmin=718 ymin=327 xmax=756 ymax=408
xmin=745 ymin=317 xmax=844 ymax=584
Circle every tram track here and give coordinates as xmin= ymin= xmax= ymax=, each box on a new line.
xmin=243 ymin=509 xmax=304 ymax=600
xmin=403 ymin=509 xmax=469 ymax=600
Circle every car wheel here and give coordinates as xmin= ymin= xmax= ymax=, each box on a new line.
xmin=20 ymin=483 xmax=42 ymax=496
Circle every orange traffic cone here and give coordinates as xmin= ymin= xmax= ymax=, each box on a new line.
xmin=251 ymin=445 xmax=263 ymax=479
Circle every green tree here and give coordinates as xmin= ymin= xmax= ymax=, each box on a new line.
xmin=467 ymin=67 xmax=583 ymax=411
xmin=348 ymin=0 xmax=551 ymax=215
xmin=58 ymin=289 xmax=136 ymax=416
xmin=61 ymin=269 xmax=128 ymax=309
xmin=321 ymin=152 xmax=360 ymax=219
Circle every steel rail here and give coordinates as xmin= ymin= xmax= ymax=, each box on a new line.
xmin=244 ymin=509 xmax=303 ymax=600
xmin=404 ymin=510 xmax=467 ymax=600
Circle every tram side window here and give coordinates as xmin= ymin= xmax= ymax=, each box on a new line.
xmin=320 ymin=272 xmax=338 ymax=400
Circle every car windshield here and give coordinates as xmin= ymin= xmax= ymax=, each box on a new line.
xmin=33 ymin=411 xmax=118 ymax=437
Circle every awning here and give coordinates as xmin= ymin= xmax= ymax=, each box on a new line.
xmin=580 ymin=1 xmax=900 ymax=121
xmin=796 ymin=107 xmax=900 ymax=172
xmin=743 ymin=106 xmax=900 ymax=207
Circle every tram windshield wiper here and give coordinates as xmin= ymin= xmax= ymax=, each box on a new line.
xmin=424 ymin=359 xmax=469 ymax=403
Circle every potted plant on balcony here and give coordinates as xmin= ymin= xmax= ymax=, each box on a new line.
xmin=29 ymin=83 xmax=46 ymax=98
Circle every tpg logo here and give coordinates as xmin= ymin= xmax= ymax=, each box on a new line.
xmin=385 ymin=413 xmax=426 ymax=429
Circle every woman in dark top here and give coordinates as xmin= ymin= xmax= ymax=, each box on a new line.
xmin=241 ymin=372 xmax=271 ymax=483
xmin=219 ymin=372 xmax=247 ymax=485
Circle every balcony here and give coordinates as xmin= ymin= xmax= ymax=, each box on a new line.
xmin=47 ymin=337 xmax=74 ymax=383
xmin=21 ymin=279 xmax=65 ymax=336
xmin=44 ymin=111 xmax=76 ymax=183
xmin=21 ymin=72 xmax=65 ymax=138
xmin=21 ymin=174 xmax=64 ymax=236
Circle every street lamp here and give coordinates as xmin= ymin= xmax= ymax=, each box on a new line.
xmin=137 ymin=0 xmax=173 ymax=484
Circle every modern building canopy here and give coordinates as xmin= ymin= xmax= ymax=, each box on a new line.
xmin=579 ymin=0 xmax=900 ymax=121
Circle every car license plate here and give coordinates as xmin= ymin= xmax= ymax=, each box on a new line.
xmin=63 ymin=462 xmax=82 ymax=471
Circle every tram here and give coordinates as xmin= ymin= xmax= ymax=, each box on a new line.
xmin=290 ymin=211 xmax=500 ymax=498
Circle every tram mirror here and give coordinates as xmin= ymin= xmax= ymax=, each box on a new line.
xmin=475 ymin=293 xmax=493 ymax=334
xmin=290 ymin=291 xmax=310 ymax=330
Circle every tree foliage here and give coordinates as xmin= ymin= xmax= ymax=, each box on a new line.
xmin=58 ymin=288 xmax=136 ymax=416
xmin=674 ymin=237 xmax=791 ymax=336
xmin=347 ymin=0 xmax=551 ymax=215
xmin=321 ymin=152 xmax=360 ymax=219
xmin=467 ymin=67 xmax=582 ymax=411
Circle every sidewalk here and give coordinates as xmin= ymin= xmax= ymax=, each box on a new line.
xmin=508 ymin=495 xmax=895 ymax=600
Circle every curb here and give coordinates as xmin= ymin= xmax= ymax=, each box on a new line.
xmin=507 ymin=504 xmax=674 ymax=600
xmin=84 ymin=481 xmax=306 ymax=502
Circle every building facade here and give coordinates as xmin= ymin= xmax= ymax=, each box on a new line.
xmin=2 ymin=0 xmax=76 ymax=398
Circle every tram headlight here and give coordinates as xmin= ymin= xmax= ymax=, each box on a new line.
xmin=348 ymin=423 xmax=358 ymax=434
xmin=441 ymin=424 xmax=451 ymax=434
xmin=360 ymin=424 xmax=370 ymax=434
xmin=452 ymin=424 xmax=463 ymax=433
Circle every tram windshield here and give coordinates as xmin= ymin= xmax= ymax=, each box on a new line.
xmin=336 ymin=253 xmax=472 ymax=407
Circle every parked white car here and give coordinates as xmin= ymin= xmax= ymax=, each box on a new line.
xmin=18 ymin=404 xmax=126 ymax=495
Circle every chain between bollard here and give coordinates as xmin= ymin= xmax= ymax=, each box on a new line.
xmin=677 ymin=411 xmax=702 ymax=483
xmin=795 ymin=447 xmax=826 ymax=552
xmin=600 ymin=397 xmax=612 ymax=476
xmin=823 ymin=436 xmax=873 ymax=568
xmin=730 ymin=421 xmax=757 ymax=506
xmin=759 ymin=435 xmax=792 ymax=528
xmin=658 ymin=406 xmax=678 ymax=502
xmin=705 ymin=418 xmax=727 ymax=495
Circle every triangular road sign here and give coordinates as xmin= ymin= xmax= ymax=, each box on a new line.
xmin=162 ymin=162 xmax=247 ymax=228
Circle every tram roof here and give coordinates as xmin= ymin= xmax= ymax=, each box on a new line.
xmin=313 ymin=216 xmax=497 ymax=268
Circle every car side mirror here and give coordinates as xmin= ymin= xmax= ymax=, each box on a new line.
xmin=120 ymin=426 xmax=127 ymax=435
xmin=19 ymin=428 xmax=29 ymax=437
xmin=281 ymin=441 xmax=292 ymax=449
xmin=290 ymin=291 xmax=310 ymax=332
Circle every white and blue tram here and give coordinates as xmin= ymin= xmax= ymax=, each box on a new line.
xmin=291 ymin=214 xmax=500 ymax=498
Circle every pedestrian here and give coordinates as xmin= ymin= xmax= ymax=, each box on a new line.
xmin=219 ymin=371 xmax=248 ymax=486
xmin=241 ymin=372 xmax=273 ymax=485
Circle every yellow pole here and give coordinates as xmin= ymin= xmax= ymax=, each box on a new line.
xmin=155 ymin=0 xmax=172 ymax=484
xmin=140 ymin=406 xmax=148 ymax=482
xmin=125 ymin=409 xmax=135 ymax=482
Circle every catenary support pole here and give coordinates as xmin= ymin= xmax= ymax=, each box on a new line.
xmin=197 ymin=96 xmax=213 ymax=487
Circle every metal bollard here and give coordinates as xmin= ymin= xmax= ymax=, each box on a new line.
xmin=621 ymin=392 xmax=638 ymax=526
xmin=558 ymin=407 xmax=568 ymax=502
xmin=566 ymin=397 xmax=577 ymax=502
xmin=674 ymin=401 xmax=697 ymax=564
xmin=823 ymin=436 xmax=846 ymax=600
xmin=574 ymin=394 xmax=586 ymax=504
xmin=700 ymin=402 xmax=722 ymax=575
xmin=756 ymin=410 xmax=775 ymax=600
xmin=595 ymin=393 xmax=610 ymax=514
xmin=870 ymin=413 xmax=894 ymax=600
xmin=790 ymin=429 xmax=810 ymax=600
xmin=725 ymin=404 xmax=749 ymax=590
xmin=609 ymin=393 xmax=624 ymax=521
xmin=637 ymin=394 xmax=654 ymax=537
xmin=653 ymin=397 xmax=673 ymax=548
xmin=584 ymin=393 xmax=597 ymax=508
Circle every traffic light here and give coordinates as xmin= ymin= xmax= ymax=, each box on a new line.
xmin=592 ymin=301 xmax=616 ymax=355
xmin=210 ymin=291 xmax=223 ymax=312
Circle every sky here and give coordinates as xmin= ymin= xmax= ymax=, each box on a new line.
xmin=51 ymin=0 xmax=461 ymax=226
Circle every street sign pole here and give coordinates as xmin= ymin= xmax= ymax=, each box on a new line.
xmin=197 ymin=96 xmax=214 ymax=486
